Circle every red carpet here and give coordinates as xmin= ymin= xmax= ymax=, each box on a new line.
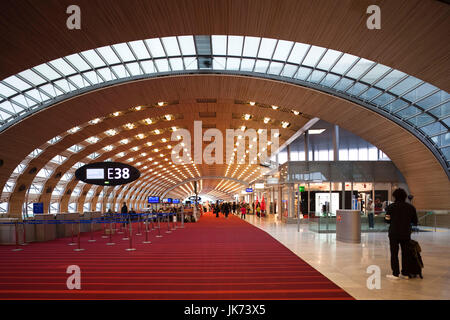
xmin=0 ymin=213 xmax=353 ymax=300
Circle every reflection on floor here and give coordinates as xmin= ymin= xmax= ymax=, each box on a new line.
xmin=243 ymin=213 xmax=450 ymax=300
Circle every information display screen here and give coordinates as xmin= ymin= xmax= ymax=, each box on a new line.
xmin=172 ymin=199 xmax=180 ymax=204
xmin=75 ymin=162 xmax=140 ymax=186
xmin=162 ymin=198 xmax=172 ymax=204
xmin=148 ymin=196 xmax=160 ymax=204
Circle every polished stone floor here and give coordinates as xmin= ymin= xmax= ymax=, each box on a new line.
xmin=242 ymin=213 xmax=450 ymax=300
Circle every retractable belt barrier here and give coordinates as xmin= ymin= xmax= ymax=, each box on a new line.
xmin=0 ymin=212 xmax=181 ymax=252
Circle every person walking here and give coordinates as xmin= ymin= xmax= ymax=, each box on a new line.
xmin=240 ymin=204 xmax=247 ymax=220
xmin=121 ymin=202 xmax=129 ymax=226
xmin=224 ymin=202 xmax=230 ymax=219
xmin=367 ymin=199 xmax=374 ymax=229
xmin=385 ymin=188 xmax=418 ymax=280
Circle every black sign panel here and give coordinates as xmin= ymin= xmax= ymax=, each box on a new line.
xmin=188 ymin=196 xmax=201 ymax=201
xmin=75 ymin=162 xmax=140 ymax=186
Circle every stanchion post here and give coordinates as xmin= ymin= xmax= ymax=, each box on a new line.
xmin=74 ymin=220 xmax=85 ymax=251
xmin=136 ymin=213 xmax=142 ymax=236
xmin=180 ymin=212 xmax=185 ymax=228
xmin=156 ymin=214 xmax=162 ymax=238
xmin=106 ymin=218 xmax=115 ymax=245
xmin=126 ymin=216 xmax=136 ymax=251
xmin=12 ymin=222 xmax=23 ymax=251
xmin=21 ymin=221 xmax=28 ymax=246
xmin=143 ymin=214 xmax=151 ymax=244
xmin=122 ymin=215 xmax=129 ymax=240
xmin=88 ymin=218 xmax=96 ymax=242
xmin=68 ymin=221 xmax=76 ymax=245
xmin=102 ymin=217 xmax=108 ymax=238
xmin=165 ymin=213 xmax=172 ymax=233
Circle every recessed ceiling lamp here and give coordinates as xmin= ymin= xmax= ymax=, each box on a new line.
xmin=105 ymin=129 xmax=117 ymax=136
xmin=281 ymin=121 xmax=290 ymax=128
xmin=271 ymin=105 xmax=279 ymax=110
xmin=67 ymin=126 xmax=80 ymax=134
xmin=244 ymin=114 xmax=251 ymax=120
xmin=146 ymin=142 xmax=153 ymax=146
xmin=136 ymin=133 xmax=145 ymax=139
xmin=103 ymin=145 xmax=113 ymax=151
xmin=171 ymin=126 xmax=177 ymax=131
xmin=135 ymin=106 xmax=143 ymax=111
xmin=117 ymin=152 xmax=125 ymax=157
xmin=158 ymin=102 xmax=165 ymax=106
xmin=263 ymin=117 xmax=270 ymax=124
xmin=240 ymin=125 xmax=246 ymax=131
xmin=161 ymin=138 xmax=167 ymax=143
xmin=144 ymin=118 xmax=152 ymax=125
xmin=132 ymin=147 xmax=139 ymax=151
xmin=165 ymin=114 xmax=173 ymax=121
xmin=125 ymin=123 xmax=134 ymax=129
xmin=249 ymin=101 xmax=256 ymax=106
xmin=86 ymin=136 xmax=99 ymax=144
xmin=154 ymin=148 xmax=159 ymax=152
xmin=112 ymin=112 xmax=120 ymax=117
xmin=120 ymin=139 xmax=129 ymax=144
xmin=89 ymin=118 xmax=101 ymax=124
xmin=292 ymin=110 xmax=300 ymax=115
xmin=154 ymin=129 xmax=161 ymax=134
xmin=308 ymin=129 xmax=326 ymax=134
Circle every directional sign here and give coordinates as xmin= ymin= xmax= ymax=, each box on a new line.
xmin=75 ymin=162 xmax=140 ymax=186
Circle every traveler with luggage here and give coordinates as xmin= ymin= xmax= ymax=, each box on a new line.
xmin=384 ymin=188 xmax=419 ymax=280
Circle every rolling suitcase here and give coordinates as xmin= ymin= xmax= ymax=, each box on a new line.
xmin=404 ymin=239 xmax=424 ymax=279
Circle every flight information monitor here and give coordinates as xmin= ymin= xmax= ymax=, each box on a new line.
xmin=75 ymin=162 xmax=140 ymax=186
xmin=148 ymin=196 xmax=160 ymax=204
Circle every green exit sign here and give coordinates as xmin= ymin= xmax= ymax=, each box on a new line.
xmin=299 ymin=186 xmax=305 ymax=192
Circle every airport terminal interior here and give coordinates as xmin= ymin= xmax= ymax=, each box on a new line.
xmin=0 ymin=0 xmax=449 ymax=302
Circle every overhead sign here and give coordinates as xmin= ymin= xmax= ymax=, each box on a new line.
xmin=246 ymin=188 xmax=253 ymax=193
xmin=33 ymin=202 xmax=44 ymax=214
xmin=188 ymin=196 xmax=201 ymax=201
xmin=299 ymin=186 xmax=305 ymax=192
xmin=267 ymin=177 xmax=279 ymax=184
xmin=254 ymin=183 xmax=265 ymax=189
xmin=163 ymin=198 xmax=173 ymax=204
xmin=75 ymin=162 xmax=140 ymax=186
xmin=172 ymin=199 xmax=180 ymax=204
xmin=148 ymin=196 xmax=160 ymax=204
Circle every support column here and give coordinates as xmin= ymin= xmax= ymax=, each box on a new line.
xmin=304 ymin=132 xmax=309 ymax=161
xmin=288 ymin=184 xmax=295 ymax=219
xmin=341 ymin=182 xmax=345 ymax=209
xmin=277 ymin=185 xmax=282 ymax=220
xmin=307 ymin=182 xmax=311 ymax=216
xmin=332 ymin=125 xmax=340 ymax=161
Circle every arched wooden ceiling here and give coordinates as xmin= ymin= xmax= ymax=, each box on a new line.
xmin=1 ymin=75 xmax=449 ymax=212
xmin=1 ymin=0 xmax=449 ymax=91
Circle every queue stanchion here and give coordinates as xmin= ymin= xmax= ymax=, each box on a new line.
xmin=68 ymin=221 xmax=76 ymax=246
xmin=165 ymin=213 xmax=172 ymax=234
xmin=151 ymin=214 xmax=155 ymax=230
xmin=12 ymin=222 xmax=23 ymax=252
xmin=88 ymin=218 xmax=96 ymax=242
xmin=136 ymin=214 xmax=142 ymax=236
xmin=122 ymin=215 xmax=129 ymax=240
xmin=180 ymin=211 xmax=185 ymax=228
xmin=125 ymin=216 xmax=136 ymax=251
xmin=74 ymin=220 xmax=85 ymax=252
xmin=143 ymin=214 xmax=151 ymax=244
xmin=102 ymin=217 xmax=108 ymax=238
xmin=21 ymin=221 xmax=28 ymax=246
xmin=156 ymin=214 xmax=162 ymax=238
xmin=171 ymin=213 xmax=176 ymax=231
xmin=106 ymin=218 xmax=115 ymax=245
xmin=117 ymin=215 xmax=123 ymax=234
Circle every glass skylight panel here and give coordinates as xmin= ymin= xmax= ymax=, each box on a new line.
xmin=95 ymin=46 xmax=120 ymax=65
xmin=128 ymin=40 xmax=151 ymax=60
xmin=145 ymin=38 xmax=166 ymax=58
xmin=183 ymin=57 xmax=197 ymax=70
xmin=360 ymin=87 xmax=382 ymax=101
xmin=253 ymin=60 xmax=269 ymax=73
xmin=428 ymin=103 xmax=449 ymax=118
xmin=302 ymin=46 xmax=326 ymax=67
xmin=330 ymin=56 xmax=360 ymax=79
xmin=371 ymin=92 xmax=395 ymax=105
xmin=333 ymin=78 xmax=354 ymax=92
xmin=226 ymin=57 xmax=240 ymax=70
xmin=441 ymin=146 xmax=450 ymax=160
xmin=396 ymin=106 xmax=421 ymax=119
xmin=280 ymin=64 xmax=298 ymax=78
xmin=389 ymin=76 xmax=422 ymax=96
xmin=267 ymin=62 xmax=284 ymax=75
xmin=320 ymin=73 xmax=340 ymax=87
xmin=0 ymin=83 xmax=17 ymax=97
xmin=381 ymin=99 xmax=407 ymax=113
xmin=257 ymin=38 xmax=277 ymax=59
xmin=374 ymin=69 xmax=406 ymax=90
xmin=242 ymin=37 xmax=260 ymax=57
xmin=407 ymin=113 xmax=435 ymax=127
xmin=161 ymin=37 xmax=181 ymax=56
xmin=213 ymin=57 xmax=226 ymax=70
xmin=80 ymin=49 xmax=107 ymax=68
xmin=33 ymin=63 xmax=61 ymax=81
xmin=0 ymin=110 xmax=10 ymax=120
xmin=154 ymin=59 xmax=170 ymax=72
xmin=138 ymin=60 xmax=156 ymax=74
xmin=48 ymin=58 xmax=76 ymax=76
xmin=112 ymin=43 xmax=135 ymax=62
xmin=68 ymin=74 xmax=85 ymax=88
xmin=360 ymin=63 xmax=390 ymax=85
xmin=315 ymin=49 xmax=341 ymax=71
xmin=177 ymin=36 xmax=196 ymax=55
xmin=82 ymin=71 xmax=99 ymax=84
xmin=416 ymin=91 xmax=446 ymax=109
xmin=431 ymin=132 xmax=450 ymax=147
xmin=65 ymin=54 xmax=91 ymax=72
xmin=240 ymin=59 xmax=255 ymax=72
xmin=11 ymin=95 xmax=27 ymax=108
xmin=227 ymin=36 xmax=243 ymax=56
xmin=18 ymin=69 xmax=46 ymax=86
xmin=309 ymin=70 xmax=326 ymax=83
xmin=346 ymin=82 xmax=368 ymax=96
xmin=287 ymin=43 xmax=309 ymax=64
xmin=403 ymin=83 xmax=438 ymax=103
xmin=111 ymin=65 xmax=128 ymax=78
xmin=97 ymin=67 xmax=115 ymax=81
xmin=126 ymin=62 xmax=141 ymax=76
xmin=3 ymin=75 xmax=32 ymax=91
xmin=39 ymin=84 xmax=57 ymax=97
xmin=272 ymin=40 xmax=294 ymax=61
xmin=346 ymin=58 xmax=375 ymax=79
xmin=53 ymin=79 xmax=70 ymax=92
xmin=211 ymin=35 xmax=226 ymax=55
xmin=169 ymin=58 xmax=184 ymax=71
xmin=295 ymin=67 xmax=311 ymax=80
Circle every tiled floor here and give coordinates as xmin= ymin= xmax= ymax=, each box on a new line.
xmin=243 ymin=213 xmax=450 ymax=300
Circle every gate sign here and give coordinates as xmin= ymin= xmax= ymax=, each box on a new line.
xmin=188 ymin=196 xmax=201 ymax=201
xmin=33 ymin=202 xmax=44 ymax=214
xmin=75 ymin=162 xmax=140 ymax=186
